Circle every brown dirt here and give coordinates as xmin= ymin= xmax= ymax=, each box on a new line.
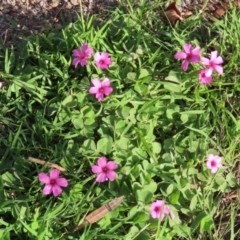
xmin=0 ymin=0 xmax=119 ymax=47
xmin=2 ymin=0 xmax=239 ymax=47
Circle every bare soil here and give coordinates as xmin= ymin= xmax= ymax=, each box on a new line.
xmin=0 ymin=0 xmax=119 ymax=46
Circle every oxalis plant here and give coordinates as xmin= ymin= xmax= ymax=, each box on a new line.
xmin=0 ymin=1 xmax=240 ymax=239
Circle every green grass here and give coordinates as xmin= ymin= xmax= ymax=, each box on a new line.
xmin=0 ymin=0 xmax=240 ymax=239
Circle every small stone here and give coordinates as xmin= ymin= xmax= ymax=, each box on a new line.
xmin=51 ymin=0 xmax=60 ymax=7
xmin=70 ymin=0 xmax=79 ymax=6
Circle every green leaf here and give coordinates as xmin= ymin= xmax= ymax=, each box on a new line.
xmin=163 ymin=82 xmax=181 ymax=92
xmin=97 ymin=137 xmax=113 ymax=154
xmin=62 ymin=95 xmax=77 ymax=107
xmin=226 ymin=172 xmax=237 ymax=187
xmin=115 ymin=120 xmax=126 ymax=130
xmin=191 ymin=212 xmax=207 ymax=229
xmin=144 ymin=181 xmax=157 ymax=193
xmin=72 ymin=117 xmax=84 ymax=129
xmin=0 ymin=229 xmax=10 ymax=240
xmin=127 ymin=72 xmax=136 ymax=81
xmin=169 ymin=189 xmax=180 ymax=204
xmin=134 ymin=211 xmax=148 ymax=224
xmin=165 ymin=75 xmax=180 ymax=83
xmin=200 ymin=215 xmax=214 ymax=231
xmin=190 ymin=195 xmax=198 ymax=211
xmin=136 ymin=190 xmax=153 ymax=204
xmin=139 ymin=69 xmax=150 ymax=79
xmin=151 ymin=142 xmax=161 ymax=154
xmin=115 ymin=137 xmax=130 ymax=150
xmin=20 ymin=220 xmax=38 ymax=237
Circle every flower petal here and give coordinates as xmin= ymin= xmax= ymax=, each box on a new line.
xmin=81 ymin=43 xmax=88 ymax=51
xmin=50 ymin=169 xmax=60 ymax=179
xmin=96 ymin=173 xmax=107 ymax=182
xmin=91 ymin=78 xmax=101 ymax=88
xmin=101 ymin=78 xmax=111 ymax=87
xmin=174 ymin=52 xmax=186 ymax=59
xmin=150 ymin=201 xmax=158 ymax=211
xmin=199 ymin=69 xmax=212 ymax=84
xmin=97 ymin=157 xmax=107 ymax=167
xmin=97 ymin=63 xmax=108 ymax=69
xmin=52 ymin=185 xmax=63 ymax=197
xmin=201 ymin=57 xmax=210 ymax=66
xmin=211 ymin=167 xmax=218 ymax=174
xmin=150 ymin=201 xmax=163 ymax=219
xmin=72 ymin=59 xmax=80 ymax=68
xmin=56 ymin=178 xmax=68 ymax=187
xmin=163 ymin=205 xmax=170 ymax=214
xmin=42 ymin=184 xmax=52 ymax=195
xmin=213 ymin=65 xmax=223 ymax=75
xmin=106 ymin=161 xmax=118 ymax=170
xmin=206 ymin=154 xmax=222 ymax=174
xmin=210 ymin=51 xmax=218 ymax=60
xmin=205 ymin=68 xmax=213 ymax=77
xmin=86 ymin=48 xmax=93 ymax=56
xmin=96 ymin=92 xmax=104 ymax=101
xmin=106 ymin=170 xmax=116 ymax=181
xmin=94 ymin=52 xmax=101 ymax=61
xmin=181 ymin=59 xmax=189 ymax=71
xmin=95 ymin=62 xmax=102 ymax=68
xmin=105 ymin=58 xmax=112 ymax=66
xmin=89 ymin=87 xmax=99 ymax=94
xmin=183 ymin=43 xmax=192 ymax=54
xmin=190 ymin=55 xmax=200 ymax=63
xmin=80 ymin=59 xmax=88 ymax=66
xmin=207 ymin=154 xmax=214 ymax=161
xmin=192 ymin=46 xmax=201 ymax=56
xmin=101 ymin=52 xmax=110 ymax=58
xmin=214 ymin=156 xmax=222 ymax=167
xmin=206 ymin=160 xmax=213 ymax=169
xmin=38 ymin=172 xmax=50 ymax=184
xmin=151 ymin=210 xmax=159 ymax=219
xmin=92 ymin=165 xmax=102 ymax=174
xmin=103 ymin=87 xmax=113 ymax=96
xmin=72 ymin=49 xmax=81 ymax=57
xmin=155 ymin=200 xmax=164 ymax=206
xmin=214 ymin=56 xmax=223 ymax=64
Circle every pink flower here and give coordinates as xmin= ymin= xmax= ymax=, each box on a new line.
xmin=91 ymin=156 xmax=118 ymax=182
xmin=201 ymin=51 xmax=223 ymax=77
xmin=150 ymin=200 xmax=175 ymax=220
xmin=94 ymin=52 xmax=112 ymax=69
xmin=0 ymin=82 xmax=4 ymax=88
xmin=89 ymin=78 xmax=113 ymax=101
xmin=206 ymin=154 xmax=222 ymax=174
xmin=72 ymin=43 xmax=93 ymax=68
xmin=38 ymin=169 xmax=68 ymax=197
xmin=199 ymin=69 xmax=213 ymax=84
xmin=174 ymin=43 xmax=201 ymax=71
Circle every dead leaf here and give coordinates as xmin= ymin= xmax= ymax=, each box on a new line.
xmin=212 ymin=0 xmax=240 ymax=19
xmin=27 ymin=157 xmax=66 ymax=172
xmin=163 ymin=2 xmax=183 ymax=26
xmin=213 ymin=6 xmax=227 ymax=19
xmin=74 ymin=195 xmax=125 ymax=231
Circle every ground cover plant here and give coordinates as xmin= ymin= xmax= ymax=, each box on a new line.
xmin=0 ymin=0 xmax=240 ymax=239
